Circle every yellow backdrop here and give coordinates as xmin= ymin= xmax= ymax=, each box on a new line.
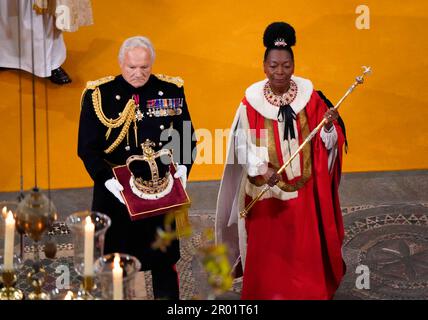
xmin=1 ymin=0 xmax=427 ymax=191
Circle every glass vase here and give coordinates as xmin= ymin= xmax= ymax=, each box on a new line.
xmin=66 ymin=211 xmax=111 ymax=299
xmin=94 ymin=253 xmax=141 ymax=300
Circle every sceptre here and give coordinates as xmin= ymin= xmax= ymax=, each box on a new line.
xmin=239 ymin=66 xmax=372 ymax=219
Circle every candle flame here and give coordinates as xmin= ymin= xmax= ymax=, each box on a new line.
xmin=5 ymin=210 xmax=15 ymax=224
xmin=64 ymin=291 xmax=74 ymax=300
xmin=114 ymin=253 xmax=121 ymax=269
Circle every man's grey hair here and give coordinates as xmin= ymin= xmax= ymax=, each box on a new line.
xmin=118 ymin=36 xmax=155 ymax=64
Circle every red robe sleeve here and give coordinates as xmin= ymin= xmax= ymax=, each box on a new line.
xmin=306 ymin=90 xmax=347 ymax=293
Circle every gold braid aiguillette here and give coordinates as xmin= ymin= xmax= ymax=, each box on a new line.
xmin=91 ymin=88 xmax=137 ymax=154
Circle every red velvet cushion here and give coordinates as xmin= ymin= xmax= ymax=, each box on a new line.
xmin=113 ymin=164 xmax=190 ymax=221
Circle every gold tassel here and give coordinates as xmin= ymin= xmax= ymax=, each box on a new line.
xmin=170 ymin=205 xmax=192 ymax=238
xmin=133 ymin=118 xmax=138 ymax=148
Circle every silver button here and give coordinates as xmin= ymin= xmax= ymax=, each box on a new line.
xmin=115 ymin=95 xmax=121 ymax=100
xmin=158 ymin=142 xmax=163 ymax=147
xmin=160 ymin=125 xmax=165 ymax=130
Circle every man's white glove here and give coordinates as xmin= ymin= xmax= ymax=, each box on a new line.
xmin=104 ymin=178 xmax=125 ymax=204
xmin=174 ymin=164 xmax=187 ymax=189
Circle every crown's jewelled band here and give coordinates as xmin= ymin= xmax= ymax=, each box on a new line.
xmin=125 ymin=139 xmax=173 ymax=195
xmin=134 ymin=173 xmax=171 ymax=194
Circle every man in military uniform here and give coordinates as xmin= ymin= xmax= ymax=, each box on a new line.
xmin=78 ymin=36 xmax=196 ymax=299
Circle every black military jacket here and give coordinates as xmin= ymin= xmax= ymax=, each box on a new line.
xmin=77 ymin=74 xmax=196 ymax=268
xmin=78 ymin=74 xmax=196 ymax=185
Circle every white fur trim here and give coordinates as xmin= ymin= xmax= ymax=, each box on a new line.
xmin=235 ymin=103 xmax=269 ymax=176
xmin=245 ymin=75 xmax=313 ymax=120
xmin=129 ymin=174 xmax=174 ymax=200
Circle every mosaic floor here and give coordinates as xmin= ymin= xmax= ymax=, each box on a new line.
xmin=10 ymin=203 xmax=428 ymax=300
xmin=335 ymin=203 xmax=428 ymax=300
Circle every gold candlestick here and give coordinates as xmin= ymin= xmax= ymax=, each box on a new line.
xmin=75 ymin=276 xmax=96 ymax=300
xmin=27 ymin=265 xmax=49 ymax=300
xmin=0 ymin=270 xmax=24 ymax=300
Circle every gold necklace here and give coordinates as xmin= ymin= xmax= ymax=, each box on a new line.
xmin=263 ymin=80 xmax=298 ymax=106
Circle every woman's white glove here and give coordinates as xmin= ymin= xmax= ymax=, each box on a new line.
xmin=174 ymin=164 xmax=187 ymax=189
xmin=104 ymin=178 xmax=125 ymax=204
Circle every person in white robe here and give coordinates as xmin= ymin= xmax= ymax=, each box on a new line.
xmin=0 ymin=0 xmax=93 ymax=84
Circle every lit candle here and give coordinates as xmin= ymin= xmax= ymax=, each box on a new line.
xmin=84 ymin=216 xmax=94 ymax=276
xmin=64 ymin=290 xmax=74 ymax=300
xmin=112 ymin=253 xmax=123 ymax=300
xmin=4 ymin=210 xmax=15 ymax=271
xmin=2 ymin=206 xmax=8 ymax=219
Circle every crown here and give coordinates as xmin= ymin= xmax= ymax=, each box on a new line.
xmin=126 ymin=139 xmax=173 ymax=199
xmin=274 ymin=38 xmax=288 ymax=47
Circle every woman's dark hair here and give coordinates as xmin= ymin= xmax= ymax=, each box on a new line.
xmin=263 ymin=22 xmax=296 ymax=62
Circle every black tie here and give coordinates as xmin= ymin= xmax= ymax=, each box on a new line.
xmin=277 ymin=104 xmax=296 ymax=140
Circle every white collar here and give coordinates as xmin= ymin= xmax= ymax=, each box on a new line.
xmin=245 ymin=75 xmax=313 ymax=120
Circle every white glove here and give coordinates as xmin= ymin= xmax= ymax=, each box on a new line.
xmin=174 ymin=164 xmax=187 ymax=189
xmin=104 ymin=178 xmax=125 ymax=204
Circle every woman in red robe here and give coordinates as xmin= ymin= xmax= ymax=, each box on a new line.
xmin=215 ymin=22 xmax=346 ymax=300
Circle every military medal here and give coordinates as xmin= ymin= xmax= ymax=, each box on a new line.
xmin=144 ymin=98 xmax=184 ymax=117
xmin=136 ymin=109 xmax=144 ymax=121
xmin=132 ymin=94 xmax=144 ymax=121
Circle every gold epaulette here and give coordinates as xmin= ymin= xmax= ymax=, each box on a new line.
xmin=86 ymin=75 xmax=115 ymax=90
xmin=155 ymin=74 xmax=184 ymax=88
xmin=80 ymin=76 xmax=114 ymax=109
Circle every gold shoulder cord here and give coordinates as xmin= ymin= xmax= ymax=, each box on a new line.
xmin=88 ymin=77 xmax=137 ymax=154
xmin=81 ymin=75 xmax=115 ymax=110
xmin=155 ymin=74 xmax=184 ymax=88
xmin=92 ymin=88 xmax=135 ymax=133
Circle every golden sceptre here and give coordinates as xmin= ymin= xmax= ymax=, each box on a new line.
xmin=239 ymin=66 xmax=372 ymax=219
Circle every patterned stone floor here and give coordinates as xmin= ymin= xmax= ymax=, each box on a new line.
xmin=7 ymin=203 xmax=428 ymax=300
xmin=335 ymin=203 xmax=428 ymax=300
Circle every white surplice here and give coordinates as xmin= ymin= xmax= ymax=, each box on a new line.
xmin=0 ymin=0 xmax=66 ymax=77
